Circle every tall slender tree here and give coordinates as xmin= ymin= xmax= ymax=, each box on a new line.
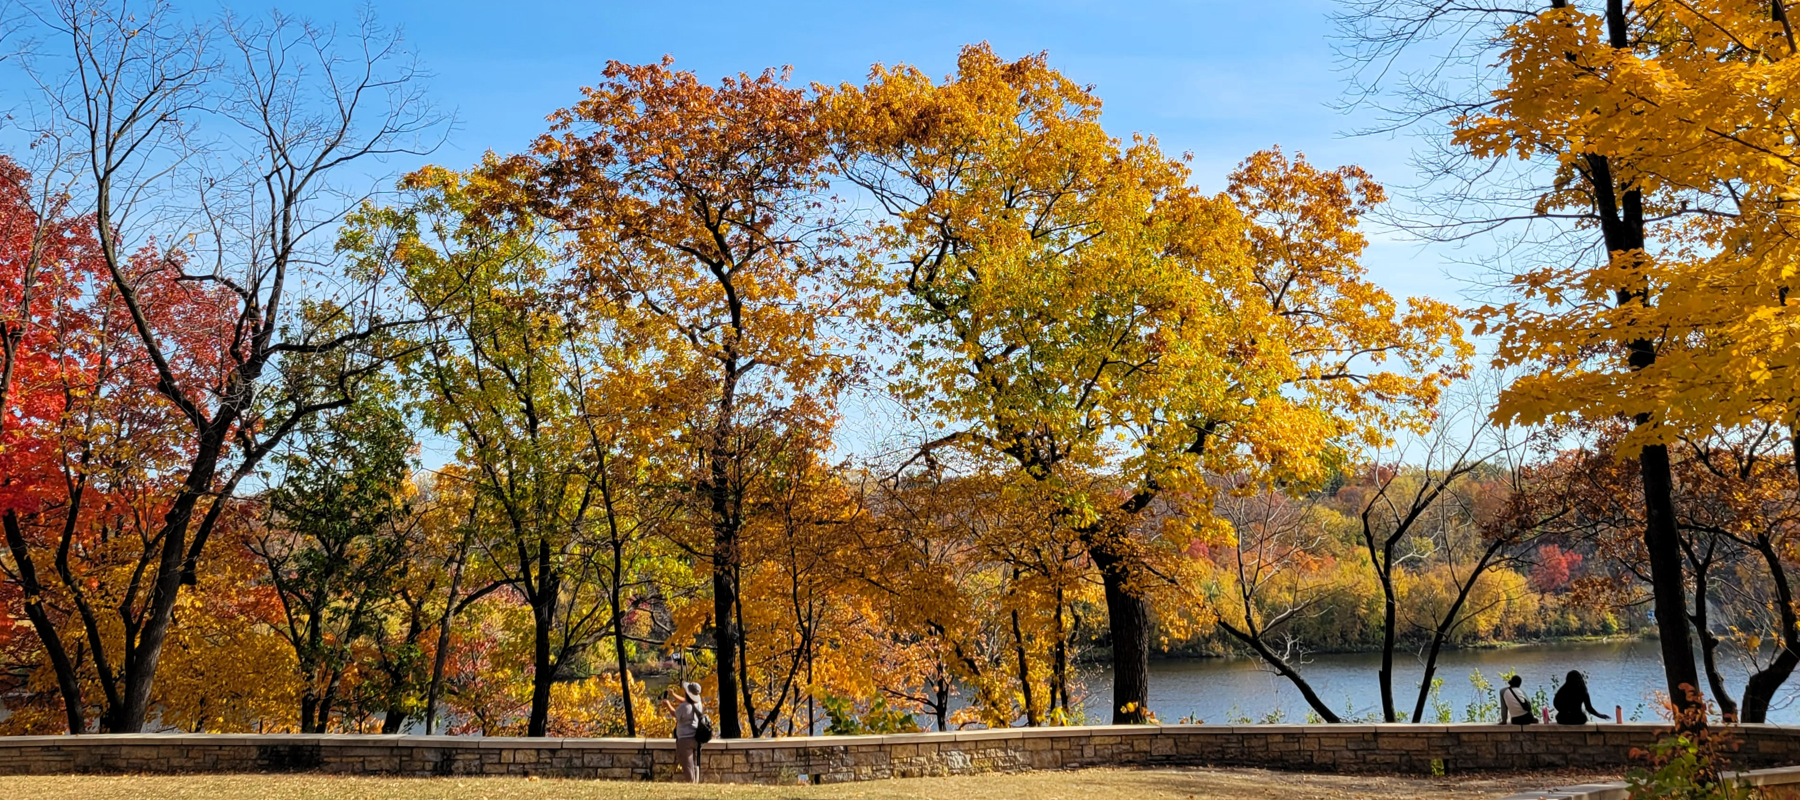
xmin=507 ymin=60 xmax=871 ymax=738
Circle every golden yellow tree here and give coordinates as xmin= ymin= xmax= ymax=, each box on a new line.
xmin=827 ymin=44 xmax=1464 ymax=723
xmin=1448 ymin=0 xmax=1800 ymax=715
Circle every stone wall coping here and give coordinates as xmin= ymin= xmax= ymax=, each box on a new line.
xmin=1497 ymin=764 xmax=1800 ymax=800
xmin=558 ymin=738 xmax=671 ymax=751
xmin=6 ymin=723 xmax=1800 ymax=787
xmin=5 ymin=721 xmax=1784 ymax=749
xmin=13 ymin=721 xmax=1800 ymax=749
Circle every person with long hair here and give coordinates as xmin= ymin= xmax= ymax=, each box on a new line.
xmin=1553 ymin=670 xmax=1606 ymax=724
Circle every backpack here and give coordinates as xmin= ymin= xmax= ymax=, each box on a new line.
xmin=692 ymin=707 xmax=714 ymax=745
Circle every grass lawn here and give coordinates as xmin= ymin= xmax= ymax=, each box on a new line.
xmin=3 ymin=767 xmax=1617 ymax=800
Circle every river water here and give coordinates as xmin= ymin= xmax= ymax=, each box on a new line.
xmin=1080 ymin=639 xmax=1800 ymax=725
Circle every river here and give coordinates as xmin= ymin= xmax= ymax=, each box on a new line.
xmin=1080 ymin=639 xmax=1800 ymax=725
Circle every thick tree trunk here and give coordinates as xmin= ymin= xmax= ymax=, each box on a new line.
xmin=1090 ymin=543 xmax=1150 ymax=724
xmin=709 ymin=557 xmax=745 ymax=738
xmin=112 ymin=430 xmax=227 ymax=732
xmin=1640 ymin=444 xmax=1703 ymax=713
xmin=529 ymin=601 xmax=555 ymax=737
xmin=1741 ymin=655 xmax=1798 ymax=723
xmin=527 ymin=551 xmax=560 ymax=738
xmin=1568 ymin=0 xmax=1704 ymax=721
xmin=707 ymin=373 xmax=745 ymax=740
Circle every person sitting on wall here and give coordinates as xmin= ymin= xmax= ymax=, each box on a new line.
xmin=1553 ymin=670 xmax=1606 ymax=725
xmin=1500 ymin=674 xmax=1536 ymax=725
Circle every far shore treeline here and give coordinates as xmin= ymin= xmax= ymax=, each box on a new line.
xmin=3 ymin=0 xmax=1800 ymax=738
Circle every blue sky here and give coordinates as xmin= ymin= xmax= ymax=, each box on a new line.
xmin=286 ymin=0 xmax=1458 ymax=301
xmin=4 ymin=0 xmax=1480 ymax=463
xmin=1 ymin=0 xmax=1462 ymax=298
xmin=252 ymin=0 xmax=1479 ymax=461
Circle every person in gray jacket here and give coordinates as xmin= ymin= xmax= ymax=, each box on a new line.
xmin=663 ymin=682 xmax=705 ymax=782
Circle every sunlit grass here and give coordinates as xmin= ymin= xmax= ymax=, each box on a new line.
xmin=4 ymin=767 xmax=1616 ymax=800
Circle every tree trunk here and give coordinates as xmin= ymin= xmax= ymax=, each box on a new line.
xmin=529 ymin=604 xmax=555 ymax=737
xmin=1052 ymin=589 xmax=1069 ymax=715
xmin=1740 ymin=652 xmax=1797 ymax=723
xmin=1740 ymin=535 xmax=1800 ymax=722
xmin=1377 ymin=566 xmax=1399 ymax=722
xmin=1687 ymin=548 xmax=1740 ymax=721
xmin=424 ymin=529 xmax=471 ymax=736
xmin=2 ymin=511 xmax=86 ymax=734
xmin=1217 ymin=618 xmax=1341 ymax=723
xmin=734 ymin=569 xmax=762 ymax=735
xmin=1011 ymin=605 xmax=1038 ymax=726
xmin=711 ymin=565 xmax=743 ymax=740
xmin=1571 ymin=0 xmax=1703 ymax=720
xmin=318 ymin=668 xmax=343 ymax=733
xmin=112 ymin=430 xmax=228 ymax=732
xmin=1640 ymin=443 xmax=1704 ymax=714
xmin=301 ymin=694 xmax=319 ymax=734
xmin=707 ymin=376 xmax=745 ymax=739
xmin=934 ymin=667 xmax=950 ymax=732
xmin=1090 ymin=542 xmax=1150 ymax=724
xmin=528 ymin=558 xmax=558 ymax=738
xmin=613 ymin=568 xmax=637 ymax=736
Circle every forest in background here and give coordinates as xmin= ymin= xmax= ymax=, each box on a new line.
xmin=3 ymin=0 xmax=1800 ymax=737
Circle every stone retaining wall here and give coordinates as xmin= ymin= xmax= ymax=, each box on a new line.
xmin=2 ymin=723 xmax=1799 ymax=784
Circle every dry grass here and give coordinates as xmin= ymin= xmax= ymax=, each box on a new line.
xmin=2 ymin=767 xmax=1618 ymax=800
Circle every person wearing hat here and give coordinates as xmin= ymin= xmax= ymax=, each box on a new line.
xmin=663 ymin=682 xmax=705 ymax=782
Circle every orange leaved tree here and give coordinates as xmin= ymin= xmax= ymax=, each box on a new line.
xmin=504 ymin=59 xmax=871 ymax=738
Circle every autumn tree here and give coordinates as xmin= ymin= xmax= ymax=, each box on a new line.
xmin=1348 ymin=388 xmax=1535 ymax=723
xmin=0 ymin=151 xmax=105 ymax=732
xmin=1677 ymin=428 xmax=1800 ymax=723
xmin=358 ymin=163 xmax=683 ymax=737
xmin=857 ymin=464 xmax=1091 ymax=729
xmin=1339 ymin=0 xmax=1800 ymax=717
xmin=7 ymin=1 xmax=443 ymax=730
xmin=827 ymin=47 xmax=1464 ymax=723
xmin=509 ymin=59 xmax=870 ymax=739
xmin=1533 ymin=422 xmax=1800 ymax=722
xmin=253 ymin=393 xmax=418 ymax=732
